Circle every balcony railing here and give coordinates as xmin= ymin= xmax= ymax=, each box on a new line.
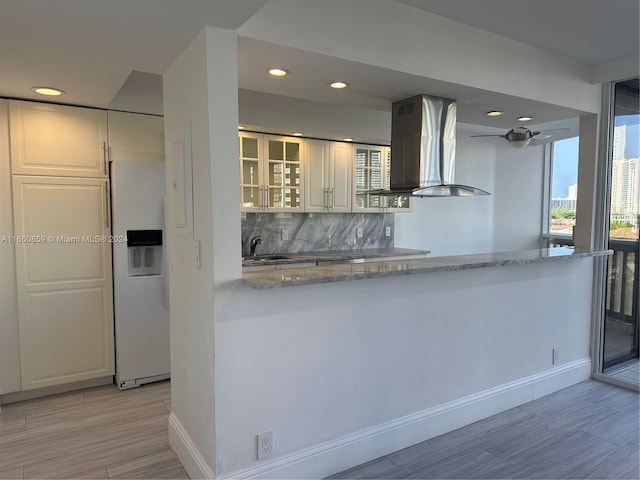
xmin=545 ymin=235 xmax=638 ymax=324
xmin=544 ymin=234 xmax=639 ymax=368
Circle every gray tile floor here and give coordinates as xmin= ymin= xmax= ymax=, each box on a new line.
xmin=329 ymin=380 xmax=640 ymax=479
xmin=608 ymin=359 xmax=640 ymax=386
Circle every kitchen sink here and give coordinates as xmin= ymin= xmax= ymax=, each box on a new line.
xmin=243 ymin=255 xmax=294 ymax=262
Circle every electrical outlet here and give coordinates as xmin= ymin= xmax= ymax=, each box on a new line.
xmin=356 ymin=227 xmax=363 ymax=238
xmin=281 ymin=228 xmax=289 ymax=241
xmin=257 ymin=431 xmax=273 ymax=459
xmin=385 ymin=226 xmax=392 ymax=237
xmin=552 ymin=347 xmax=559 ymax=365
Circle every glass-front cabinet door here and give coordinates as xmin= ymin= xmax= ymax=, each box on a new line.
xmin=384 ymin=149 xmax=411 ymax=211
xmin=240 ymin=132 xmax=263 ymax=211
xmin=266 ymin=135 xmax=302 ymax=211
xmin=353 ymin=145 xmax=411 ymax=212
xmin=354 ymin=146 xmax=384 ymax=211
xmin=239 ymin=133 xmax=304 ymax=212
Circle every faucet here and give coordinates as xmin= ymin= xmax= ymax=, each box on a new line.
xmin=249 ymin=235 xmax=262 ymax=257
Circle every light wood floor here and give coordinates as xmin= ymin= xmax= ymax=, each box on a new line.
xmin=0 ymin=380 xmax=187 ymax=479
xmin=329 ymin=380 xmax=640 ymax=479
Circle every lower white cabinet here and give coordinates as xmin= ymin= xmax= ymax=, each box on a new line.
xmin=12 ymin=175 xmax=115 ymax=391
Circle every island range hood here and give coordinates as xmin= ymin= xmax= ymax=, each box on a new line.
xmin=371 ymin=94 xmax=490 ymax=197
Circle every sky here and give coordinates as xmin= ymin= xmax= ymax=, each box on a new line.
xmin=552 ymin=117 xmax=640 ymax=199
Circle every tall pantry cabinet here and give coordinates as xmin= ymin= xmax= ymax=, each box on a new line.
xmin=1 ymin=100 xmax=114 ymax=394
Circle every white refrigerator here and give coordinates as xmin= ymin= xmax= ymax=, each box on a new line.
xmin=110 ymin=160 xmax=170 ymax=389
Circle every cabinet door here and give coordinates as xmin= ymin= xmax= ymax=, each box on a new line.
xmin=108 ymin=111 xmax=164 ymax=163
xmin=383 ymin=148 xmax=412 ymax=212
xmin=0 ymin=100 xmax=21 ymax=394
xmin=12 ymin=176 xmax=114 ymax=390
xmin=330 ymin=142 xmax=352 ymax=212
xmin=353 ymin=145 xmax=384 ymax=212
xmin=9 ymin=101 xmax=108 ymax=178
xmin=305 ymin=139 xmax=330 ymax=212
xmin=239 ymin=132 xmax=264 ymax=211
xmin=265 ymin=135 xmax=303 ymax=212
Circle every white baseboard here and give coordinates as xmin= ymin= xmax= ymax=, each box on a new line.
xmin=169 ymin=412 xmax=216 ymax=479
xmin=223 ymin=358 xmax=591 ymax=479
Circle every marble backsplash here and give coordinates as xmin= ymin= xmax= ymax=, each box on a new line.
xmin=241 ymin=213 xmax=394 ymax=256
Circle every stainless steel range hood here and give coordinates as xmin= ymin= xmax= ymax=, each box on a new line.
xmin=371 ymin=94 xmax=490 ymax=197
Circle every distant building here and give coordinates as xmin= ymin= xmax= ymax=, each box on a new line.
xmin=552 ymin=183 xmax=577 ymax=210
xmin=613 ymin=124 xmax=627 ymax=160
xmin=611 ymin=157 xmax=640 ymax=214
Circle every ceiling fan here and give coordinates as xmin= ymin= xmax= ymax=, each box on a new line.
xmin=471 ymin=126 xmax=570 ymax=148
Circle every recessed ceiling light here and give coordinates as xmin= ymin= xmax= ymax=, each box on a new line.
xmin=518 ymin=116 xmax=534 ymax=122
xmin=292 ymin=132 xmax=304 ymax=137
xmin=343 ymin=137 xmax=354 ymax=142
xmin=330 ymin=82 xmax=348 ymax=89
xmin=267 ymin=68 xmax=289 ymax=77
xmin=31 ymin=86 xmax=65 ymax=96
xmin=485 ymin=110 xmax=503 ymax=117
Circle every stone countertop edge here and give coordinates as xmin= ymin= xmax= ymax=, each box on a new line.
xmin=242 ymin=247 xmax=613 ymax=290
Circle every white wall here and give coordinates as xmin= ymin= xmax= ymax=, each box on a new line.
xmin=492 ymin=142 xmax=546 ymax=252
xmin=214 ymin=258 xmax=594 ymax=477
xmin=163 ymin=26 xmax=240 ymax=476
xmin=395 ymin=136 xmax=495 ymax=256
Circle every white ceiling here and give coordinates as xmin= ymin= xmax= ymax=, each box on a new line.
xmin=398 ymin=0 xmax=639 ymax=65
xmin=0 ymin=0 xmax=637 ymax=139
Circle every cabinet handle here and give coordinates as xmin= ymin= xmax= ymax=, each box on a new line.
xmin=330 ymin=188 xmax=335 ymax=210
xmin=323 ymin=189 xmax=329 ymax=211
xmin=263 ymin=186 xmax=269 ymax=210
xmin=103 ymin=141 xmax=108 ymax=176
xmin=105 ymin=182 xmax=111 ymax=230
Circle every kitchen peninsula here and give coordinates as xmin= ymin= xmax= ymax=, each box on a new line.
xmin=242 ymin=247 xmax=612 ymax=289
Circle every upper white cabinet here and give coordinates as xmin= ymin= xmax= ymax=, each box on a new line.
xmin=108 ymin=111 xmax=164 ymax=163
xmin=305 ymin=139 xmax=352 ymax=213
xmin=9 ymin=100 xmax=108 ymax=178
xmin=353 ymin=145 xmax=411 ymax=212
xmin=240 ymin=132 xmax=304 ymax=212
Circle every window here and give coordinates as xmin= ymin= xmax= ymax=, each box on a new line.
xmin=549 ymin=137 xmax=579 ymax=236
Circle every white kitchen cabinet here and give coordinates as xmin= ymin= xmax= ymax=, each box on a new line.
xmin=353 ymin=145 xmax=411 ymax=212
xmin=9 ymin=100 xmax=108 ymax=178
xmin=12 ymin=175 xmax=115 ymax=391
xmin=108 ymin=111 xmax=164 ymax=163
xmin=305 ymin=139 xmax=352 ymax=213
xmin=0 ymin=100 xmax=21 ymax=395
xmin=240 ymin=132 xmax=304 ymax=212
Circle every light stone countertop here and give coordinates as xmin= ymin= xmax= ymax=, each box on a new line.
xmin=242 ymin=247 xmax=613 ymax=289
